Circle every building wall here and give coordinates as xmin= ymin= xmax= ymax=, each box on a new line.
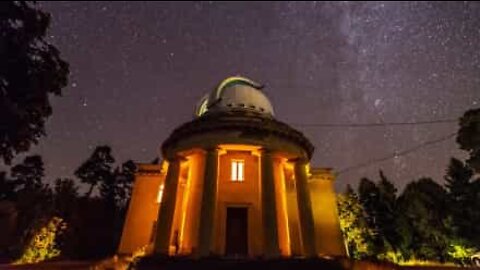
xmin=169 ymin=161 xmax=190 ymax=255
xmin=118 ymin=164 xmax=164 ymax=255
xmin=214 ymin=150 xmax=262 ymax=256
xmin=309 ymin=169 xmax=346 ymax=257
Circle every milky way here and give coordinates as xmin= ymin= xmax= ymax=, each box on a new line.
xmin=29 ymin=1 xmax=480 ymax=190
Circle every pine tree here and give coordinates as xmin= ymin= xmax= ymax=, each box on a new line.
xmin=444 ymin=158 xmax=480 ymax=248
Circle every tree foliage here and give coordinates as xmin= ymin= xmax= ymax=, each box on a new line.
xmin=7 ymin=155 xmax=53 ymax=256
xmin=14 ymin=216 xmax=66 ymax=265
xmin=337 ymin=185 xmax=374 ymax=259
xmin=457 ymin=108 xmax=480 ymax=173
xmin=74 ymin=146 xmax=115 ymax=198
xmin=0 ymin=145 xmax=136 ymax=261
xmin=66 ymin=145 xmax=135 ymax=259
xmin=396 ymin=178 xmax=451 ymax=261
xmin=444 ymin=158 xmax=480 ymax=248
xmin=0 ymin=1 xmax=69 ymax=164
xmin=357 ymin=172 xmax=399 ymax=257
xmin=338 ymin=167 xmax=479 ymax=265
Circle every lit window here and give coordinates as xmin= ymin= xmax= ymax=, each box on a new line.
xmin=231 ymin=160 xmax=244 ymax=181
xmin=157 ymin=184 xmax=164 ymax=203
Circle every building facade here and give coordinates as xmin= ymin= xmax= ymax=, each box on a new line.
xmin=118 ymin=77 xmax=346 ymax=258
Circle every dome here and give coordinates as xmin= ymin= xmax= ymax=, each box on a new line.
xmin=195 ymin=76 xmax=274 ymax=117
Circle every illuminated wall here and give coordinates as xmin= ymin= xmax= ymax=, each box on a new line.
xmin=118 ymin=164 xmax=165 ymax=255
xmin=309 ymin=169 xmax=347 ymax=256
xmin=283 ymin=163 xmax=303 ymax=255
xmin=214 ymin=148 xmax=262 ymax=256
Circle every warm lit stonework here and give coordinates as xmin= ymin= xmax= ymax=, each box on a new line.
xmin=118 ymin=76 xmax=346 ymax=258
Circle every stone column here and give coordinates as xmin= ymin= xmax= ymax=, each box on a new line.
xmin=154 ymin=156 xmax=181 ymax=255
xmin=261 ymin=148 xmax=280 ymax=257
xmin=294 ymin=157 xmax=316 ymax=257
xmin=196 ymin=147 xmax=219 ymax=257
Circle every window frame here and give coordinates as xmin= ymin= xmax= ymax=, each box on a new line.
xmin=231 ymin=159 xmax=245 ymax=182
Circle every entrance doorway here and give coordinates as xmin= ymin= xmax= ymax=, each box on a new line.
xmin=225 ymin=207 xmax=248 ymax=256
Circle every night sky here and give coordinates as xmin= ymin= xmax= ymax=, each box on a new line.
xmin=28 ymin=1 xmax=480 ymax=190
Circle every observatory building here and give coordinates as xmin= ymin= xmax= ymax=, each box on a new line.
xmin=118 ymin=76 xmax=346 ymax=258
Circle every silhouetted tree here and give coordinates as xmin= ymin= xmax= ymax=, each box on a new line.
xmin=376 ymin=171 xmax=400 ymax=251
xmin=75 ymin=146 xmax=115 ymax=198
xmin=69 ymin=145 xmax=135 ymax=259
xmin=112 ymin=160 xmax=136 ymax=209
xmin=0 ymin=1 xmax=69 ymax=164
xmin=8 ymin=155 xmax=53 ymax=257
xmin=10 ymin=155 xmax=45 ymax=192
xmin=397 ymin=178 xmax=450 ymax=262
xmin=444 ymin=158 xmax=480 ymax=248
xmin=457 ymin=108 xmax=480 ymax=173
xmin=358 ymin=171 xmax=400 ymax=261
xmin=52 ymin=178 xmax=78 ymax=219
xmin=0 ymin=171 xmax=16 ymax=200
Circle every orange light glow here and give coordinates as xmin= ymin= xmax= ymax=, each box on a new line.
xmin=279 ymin=160 xmax=291 ymax=255
xmin=179 ymin=161 xmax=192 ymax=252
xmin=156 ymin=184 xmax=164 ymax=204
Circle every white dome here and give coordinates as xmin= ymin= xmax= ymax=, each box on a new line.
xmin=195 ymin=76 xmax=274 ymax=117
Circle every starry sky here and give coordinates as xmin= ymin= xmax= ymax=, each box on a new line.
xmin=27 ymin=1 xmax=480 ymax=191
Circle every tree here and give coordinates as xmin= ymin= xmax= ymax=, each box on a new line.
xmin=111 ymin=160 xmax=136 ymax=209
xmin=52 ymin=178 xmax=78 ymax=219
xmin=0 ymin=171 xmax=16 ymax=200
xmin=75 ymin=146 xmax=115 ymax=198
xmin=7 ymin=155 xmax=53 ymax=258
xmin=337 ymin=185 xmax=375 ymax=259
xmin=0 ymin=1 xmax=69 ymax=164
xmin=376 ymin=171 xmax=400 ymax=250
xmin=444 ymin=158 xmax=480 ymax=248
xmin=10 ymin=155 xmax=45 ymax=192
xmin=397 ymin=178 xmax=451 ymax=262
xmin=358 ymin=172 xmax=400 ymax=259
xmin=358 ymin=177 xmax=379 ymax=229
xmin=99 ymin=160 xmax=136 ymax=210
xmin=71 ymin=146 xmax=135 ymax=258
xmin=456 ymin=108 xmax=480 ymax=173
xmin=14 ymin=217 xmax=66 ymax=265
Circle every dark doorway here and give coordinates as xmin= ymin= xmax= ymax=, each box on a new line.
xmin=225 ymin=207 xmax=248 ymax=256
